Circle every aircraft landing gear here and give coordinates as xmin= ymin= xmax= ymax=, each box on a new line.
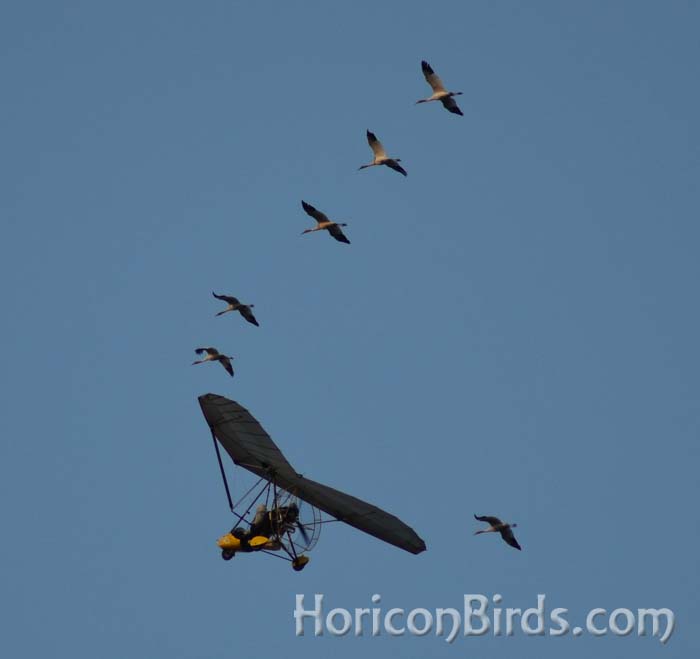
xmin=221 ymin=549 xmax=236 ymax=561
xmin=292 ymin=555 xmax=309 ymax=571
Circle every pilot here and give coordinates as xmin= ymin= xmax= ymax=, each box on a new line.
xmin=230 ymin=526 xmax=251 ymax=551
xmin=228 ymin=504 xmax=271 ymax=552
xmin=249 ymin=503 xmax=272 ymax=537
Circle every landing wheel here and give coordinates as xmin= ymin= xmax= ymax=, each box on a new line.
xmin=221 ymin=549 xmax=235 ymax=561
xmin=292 ymin=556 xmax=309 ymax=572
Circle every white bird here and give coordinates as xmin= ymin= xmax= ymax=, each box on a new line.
xmin=358 ymin=130 xmax=407 ymax=177
xmin=300 ymin=200 xmax=351 ymax=244
xmin=212 ymin=292 xmax=259 ymax=326
xmin=416 ymin=60 xmax=463 ymax=116
xmin=474 ymin=514 xmax=521 ymax=550
xmin=192 ymin=347 xmax=234 ymax=377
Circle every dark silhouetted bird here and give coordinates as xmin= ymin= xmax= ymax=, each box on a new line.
xmin=416 ymin=60 xmax=463 ymax=116
xmin=358 ymin=130 xmax=407 ymax=176
xmin=474 ymin=514 xmax=521 ymax=550
xmin=300 ymin=200 xmax=351 ymax=244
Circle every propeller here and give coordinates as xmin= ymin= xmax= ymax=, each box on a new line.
xmin=287 ymin=501 xmax=310 ymax=545
xmin=296 ymin=521 xmax=310 ymax=545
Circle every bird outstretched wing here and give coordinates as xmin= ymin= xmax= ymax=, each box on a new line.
xmin=500 ymin=528 xmax=522 ymax=550
xmin=239 ymin=306 xmax=260 ymax=326
xmin=220 ymin=356 xmax=234 ymax=377
xmin=474 ymin=514 xmax=502 ymax=526
xmin=421 ymin=60 xmax=446 ymax=93
xmin=212 ymin=292 xmax=240 ymax=305
xmin=195 ymin=347 xmax=219 ymax=356
xmin=366 ymin=130 xmax=388 ymax=159
xmin=302 ymin=200 xmax=330 ymax=224
xmin=386 ymin=160 xmax=408 ymax=177
xmin=327 ymin=224 xmax=351 ymax=244
xmin=440 ymin=96 xmax=463 ymax=116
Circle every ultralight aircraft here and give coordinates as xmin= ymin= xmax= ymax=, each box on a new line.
xmin=198 ymin=394 xmax=426 ymax=571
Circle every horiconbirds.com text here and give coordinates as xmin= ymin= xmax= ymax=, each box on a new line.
xmin=293 ymin=594 xmax=675 ymax=644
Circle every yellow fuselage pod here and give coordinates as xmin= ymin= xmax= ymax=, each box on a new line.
xmin=217 ymin=533 xmax=244 ymax=551
xmin=216 ymin=533 xmax=280 ymax=552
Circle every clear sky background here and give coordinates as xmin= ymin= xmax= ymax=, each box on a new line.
xmin=1 ymin=1 xmax=698 ymax=657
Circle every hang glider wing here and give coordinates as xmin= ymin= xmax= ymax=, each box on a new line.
xmin=280 ymin=476 xmax=426 ymax=555
xmin=198 ymin=393 xmax=298 ymax=481
xmin=198 ymin=393 xmax=426 ymax=555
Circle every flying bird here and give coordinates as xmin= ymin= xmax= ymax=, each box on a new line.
xmin=300 ymin=200 xmax=351 ymax=244
xmin=212 ymin=292 xmax=259 ymax=326
xmin=358 ymin=130 xmax=407 ymax=177
xmin=474 ymin=514 xmax=521 ymax=550
xmin=192 ymin=347 xmax=234 ymax=377
xmin=416 ymin=60 xmax=463 ymax=116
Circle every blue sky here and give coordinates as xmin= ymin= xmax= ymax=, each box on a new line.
xmin=1 ymin=1 xmax=698 ymax=656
